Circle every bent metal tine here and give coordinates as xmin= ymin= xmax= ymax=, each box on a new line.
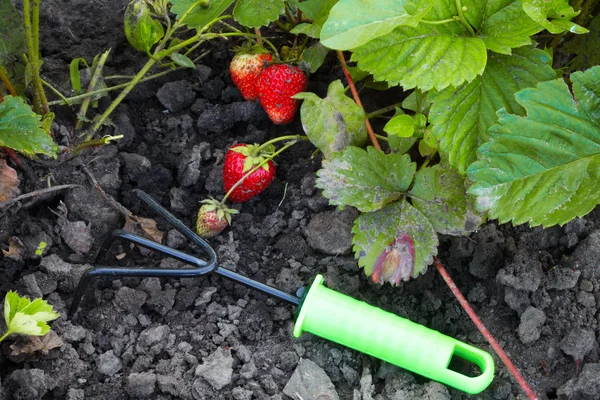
xmin=69 ymin=190 xmax=301 ymax=319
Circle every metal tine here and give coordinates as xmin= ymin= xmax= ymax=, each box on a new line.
xmin=69 ymin=190 xmax=218 ymax=319
xmin=132 ymin=189 xmax=216 ymax=261
xmin=68 ymin=190 xmax=302 ymax=320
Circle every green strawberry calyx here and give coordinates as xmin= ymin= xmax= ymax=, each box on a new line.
xmin=231 ymin=143 xmax=276 ymax=173
xmin=200 ymin=198 xmax=239 ymax=224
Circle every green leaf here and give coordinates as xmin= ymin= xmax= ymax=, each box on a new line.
xmin=351 ymin=23 xmax=487 ymax=91
xmin=564 ymin=14 xmax=600 ymax=70
xmin=410 ymin=165 xmax=483 ymax=235
xmin=233 ymin=0 xmax=285 ymax=28
xmin=170 ymin=53 xmax=196 ymax=68
xmin=315 ymin=146 xmax=415 ymax=212
xmin=69 ymin=58 xmax=89 ymax=92
xmin=294 ymin=80 xmax=367 ymax=158
xmin=320 ymin=0 xmax=430 ymax=50
xmin=289 ymin=0 xmax=338 ymax=38
xmin=522 ymin=0 xmax=588 ymax=34
xmin=4 ymin=291 xmax=59 ymax=338
xmin=463 ymin=0 xmax=543 ymax=54
xmin=171 ymin=0 xmax=235 ymax=30
xmin=429 ymin=46 xmax=556 ymax=174
xmin=301 ymin=42 xmax=329 ymax=73
xmin=352 ymin=199 xmax=438 ymax=282
xmin=384 ymin=114 xmax=414 ymax=138
xmin=0 ymin=96 xmax=58 ymax=158
xmin=0 ymin=0 xmax=26 ymax=65
xmin=124 ymin=0 xmax=165 ymax=53
xmin=468 ymin=66 xmax=600 ymax=227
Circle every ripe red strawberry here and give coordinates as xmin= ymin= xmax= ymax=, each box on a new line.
xmin=223 ymin=144 xmax=276 ymax=203
xmin=230 ymin=51 xmax=272 ymax=101
xmin=196 ymin=199 xmax=238 ymax=238
xmin=257 ymin=64 xmax=307 ymax=124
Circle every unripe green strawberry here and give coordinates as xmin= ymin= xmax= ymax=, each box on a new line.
xmin=230 ymin=51 xmax=272 ymax=101
xmin=196 ymin=199 xmax=238 ymax=238
xmin=257 ymin=64 xmax=307 ymax=124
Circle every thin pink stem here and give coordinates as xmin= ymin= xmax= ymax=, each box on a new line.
xmin=433 ymin=257 xmax=538 ymax=400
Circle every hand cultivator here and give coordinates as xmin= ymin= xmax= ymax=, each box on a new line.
xmin=70 ymin=190 xmax=494 ymax=394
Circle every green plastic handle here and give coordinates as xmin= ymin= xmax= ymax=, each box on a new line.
xmin=293 ymin=275 xmax=494 ymax=394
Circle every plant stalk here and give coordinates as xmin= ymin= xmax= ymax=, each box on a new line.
xmin=433 ymin=257 xmax=539 ymax=400
xmin=0 ymin=69 xmax=18 ymax=96
xmin=76 ymin=49 xmax=110 ymax=130
xmin=70 ymin=135 xmax=123 ymax=156
xmin=47 ymin=62 xmax=201 ymax=106
xmin=455 ymin=0 xmax=475 ymax=36
xmin=336 ymin=51 xmax=381 ymax=150
xmin=89 ymin=2 xmax=227 ymax=133
xmin=0 ymin=331 xmax=11 ymax=343
xmin=366 ymin=103 xmax=403 ymax=119
xmin=23 ymin=0 xmax=49 ymax=115
xmin=255 ymin=134 xmax=307 ymax=153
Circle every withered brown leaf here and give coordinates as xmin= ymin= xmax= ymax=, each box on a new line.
xmin=10 ymin=331 xmax=64 ymax=356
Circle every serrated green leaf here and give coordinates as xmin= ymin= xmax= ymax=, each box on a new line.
xmin=124 ymin=0 xmax=165 ymax=53
xmin=301 ymin=42 xmax=329 ymax=73
xmin=384 ymin=114 xmax=414 ymax=138
xmin=522 ymin=0 xmax=588 ymax=34
xmin=4 ymin=291 xmax=59 ymax=338
xmin=429 ymin=46 xmax=556 ymax=174
xmin=564 ymin=14 xmax=600 ymax=70
xmin=170 ymin=53 xmax=196 ymax=68
xmin=233 ymin=0 xmax=285 ymax=28
xmin=315 ymin=146 xmax=415 ymax=212
xmin=289 ymin=0 xmax=338 ymax=38
xmin=352 ymin=199 xmax=438 ymax=282
xmin=410 ymin=165 xmax=483 ymax=235
xmin=0 ymin=0 xmax=26 ymax=65
xmin=320 ymin=0 xmax=430 ymax=50
xmin=294 ymin=80 xmax=367 ymax=158
xmin=0 ymin=96 xmax=58 ymax=158
xmin=171 ymin=0 xmax=235 ymax=30
xmin=462 ymin=0 xmax=543 ymax=54
xmin=468 ymin=66 xmax=600 ymax=227
xmin=351 ymin=22 xmax=487 ymax=91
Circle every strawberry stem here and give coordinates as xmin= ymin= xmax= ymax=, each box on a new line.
xmin=433 ymin=257 xmax=539 ymax=400
xmin=336 ymin=51 xmax=381 ymax=150
xmin=455 ymin=0 xmax=476 ymax=36
xmin=221 ymin=140 xmax=298 ymax=204
xmin=255 ymin=135 xmax=308 ymax=154
xmin=0 ymin=68 xmax=17 ymax=97
xmin=366 ymin=103 xmax=403 ymax=119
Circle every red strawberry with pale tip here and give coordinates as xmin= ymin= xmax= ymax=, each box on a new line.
xmin=223 ymin=143 xmax=276 ymax=203
xmin=229 ymin=51 xmax=273 ymax=101
xmin=257 ymin=63 xmax=307 ymax=124
xmin=196 ymin=198 xmax=238 ymax=238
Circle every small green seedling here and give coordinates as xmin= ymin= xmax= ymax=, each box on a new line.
xmin=0 ymin=291 xmax=60 ymax=343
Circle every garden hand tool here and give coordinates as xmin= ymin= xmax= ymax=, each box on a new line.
xmin=69 ymin=189 xmax=494 ymax=394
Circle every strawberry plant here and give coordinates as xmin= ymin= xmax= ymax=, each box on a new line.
xmin=0 ymin=291 xmax=59 ymax=343
xmin=281 ymin=0 xmax=600 ymax=286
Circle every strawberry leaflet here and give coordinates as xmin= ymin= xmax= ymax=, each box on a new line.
xmin=352 ymin=200 xmax=438 ymax=283
xmin=409 ymin=165 xmax=483 ymax=236
xmin=315 ymin=146 xmax=415 ymax=212
xmin=468 ymin=66 xmax=600 ymax=227
xmin=429 ymin=46 xmax=556 ymax=174
xmin=294 ymin=80 xmax=367 ymax=158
